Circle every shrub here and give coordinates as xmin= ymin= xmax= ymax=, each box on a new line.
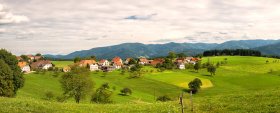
xmin=156 ymin=95 xmax=171 ymax=102
xmin=91 ymin=83 xmax=113 ymax=104
xmin=45 ymin=91 xmax=54 ymax=100
xmin=120 ymin=88 xmax=132 ymax=96
xmin=188 ymin=78 xmax=202 ymax=94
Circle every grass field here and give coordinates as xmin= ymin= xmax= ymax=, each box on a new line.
xmin=52 ymin=61 xmax=74 ymax=68
xmin=1 ymin=56 xmax=280 ymax=112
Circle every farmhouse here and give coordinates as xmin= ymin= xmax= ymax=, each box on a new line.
xmin=98 ymin=59 xmax=110 ymax=66
xmin=112 ymin=56 xmax=123 ymax=69
xmin=18 ymin=61 xmax=31 ymax=73
xmin=16 ymin=56 xmax=23 ymax=61
xmin=177 ymin=63 xmax=185 ymax=69
xmin=124 ymin=58 xmax=132 ymax=64
xmin=139 ymin=58 xmax=149 ymax=65
xmin=78 ymin=60 xmax=99 ymax=71
xmin=30 ymin=60 xmax=53 ymax=70
xmin=150 ymin=58 xmax=164 ymax=66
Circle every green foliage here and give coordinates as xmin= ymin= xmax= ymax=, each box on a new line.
xmin=35 ymin=53 xmax=42 ymax=56
xmin=74 ymin=57 xmax=81 ymax=63
xmin=60 ymin=66 xmax=94 ymax=103
xmin=44 ymin=91 xmax=54 ymax=100
xmin=0 ymin=49 xmax=24 ymax=96
xmin=20 ymin=55 xmax=29 ymax=62
xmin=128 ymin=58 xmax=137 ymax=65
xmin=207 ymin=64 xmax=216 ymax=76
xmin=167 ymin=51 xmax=177 ymax=60
xmin=188 ymin=78 xmax=202 ymax=94
xmin=91 ymin=83 xmax=113 ymax=104
xmin=194 ymin=61 xmax=201 ymax=72
xmin=177 ymin=53 xmax=186 ymax=58
xmin=120 ymin=87 xmax=132 ymax=96
xmin=156 ymin=95 xmax=171 ymax=102
xmin=0 ymin=59 xmax=14 ymax=97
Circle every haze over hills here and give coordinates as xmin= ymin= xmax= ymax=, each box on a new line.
xmin=44 ymin=39 xmax=280 ymax=59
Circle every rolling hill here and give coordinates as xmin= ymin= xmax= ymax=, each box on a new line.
xmin=254 ymin=42 xmax=280 ymax=56
xmin=44 ymin=39 xmax=280 ymax=59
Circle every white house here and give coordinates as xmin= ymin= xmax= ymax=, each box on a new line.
xmin=90 ymin=64 xmax=99 ymax=71
xmin=18 ymin=62 xmax=31 ymax=73
xmin=98 ymin=59 xmax=110 ymax=66
xmin=113 ymin=62 xmax=122 ymax=69
xmin=178 ymin=63 xmax=185 ymax=70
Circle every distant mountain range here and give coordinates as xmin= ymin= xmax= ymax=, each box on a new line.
xmin=44 ymin=39 xmax=280 ymax=59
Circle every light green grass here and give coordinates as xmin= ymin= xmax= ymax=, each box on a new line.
xmin=52 ymin=61 xmax=74 ymax=68
xmin=2 ymin=56 xmax=280 ymax=112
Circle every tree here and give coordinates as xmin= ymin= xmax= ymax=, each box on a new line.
xmin=74 ymin=57 xmax=81 ymax=63
xmin=35 ymin=53 xmax=42 ymax=56
xmin=91 ymin=83 xmax=113 ymax=104
xmin=128 ymin=58 xmax=137 ymax=65
xmin=156 ymin=95 xmax=171 ymax=102
xmin=0 ymin=49 xmax=24 ymax=96
xmin=90 ymin=56 xmax=97 ymax=61
xmin=167 ymin=51 xmax=177 ymax=60
xmin=120 ymin=88 xmax=132 ymax=96
xmin=0 ymin=59 xmax=14 ymax=97
xmin=207 ymin=64 xmax=216 ymax=76
xmin=194 ymin=61 xmax=201 ymax=72
xmin=177 ymin=53 xmax=186 ymax=58
xmin=188 ymin=78 xmax=202 ymax=94
xmin=60 ymin=66 xmax=94 ymax=103
xmin=20 ymin=55 xmax=29 ymax=62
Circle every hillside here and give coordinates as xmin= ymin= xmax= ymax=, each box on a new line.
xmin=1 ymin=56 xmax=280 ymax=112
xmin=44 ymin=39 xmax=280 ymax=59
xmin=254 ymin=42 xmax=280 ymax=56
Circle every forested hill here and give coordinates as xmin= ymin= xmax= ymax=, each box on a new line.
xmin=44 ymin=39 xmax=280 ymax=59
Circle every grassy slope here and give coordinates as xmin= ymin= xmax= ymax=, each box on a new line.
xmin=52 ymin=61 xmax=74 ymax=68
xmin=1 ymin=56 xmax=280 ymax=112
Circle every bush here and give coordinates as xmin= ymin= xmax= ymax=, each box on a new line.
xmin=188 ymin=78 xmax=202 ymax=94
xmin=56 ymin=95 xmax=67 ymax=103
xmin=156 ymin=95 xmax=171 ymax=102
xmin=45 ymin=91 xmax=54 ymax=100
xmin=120 ymin=88 xmax=132 ymax=96
xmin=91 ymin=83 xmax=113 ymax=104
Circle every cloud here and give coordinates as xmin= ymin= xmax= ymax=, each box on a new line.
xmin=0 ymin=4 xmax=29 ymax=24
xmin=1 ymin=0 xmax=280 ymax=55
xmin=124 ymin=13 xmax=157 ymax=20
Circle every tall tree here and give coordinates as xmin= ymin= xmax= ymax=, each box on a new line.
xmin=74 ymin=57 xmax=81 ymax=63
xmin=0 ymin=49 xmax=24 ymax=96
xmin=167 ymin=51 xmax=177 ymax=60
xmin=20 ymin=55 xmax=29 ymax=62
xmin=60 ymin=66 xmax=94 ymax=103
xmin=194 ymin=61 xmax=201 ymax=72
xmin=35 ymin=53 xmax=42 ymax=56
xmin=207 ymin=64 xmax=216 ymax=76
xmin=0 ymin=59 xmax=14 ymax=97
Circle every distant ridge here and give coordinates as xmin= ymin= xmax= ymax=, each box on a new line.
xmin=44 ymin=39 xmax=280 ymax=59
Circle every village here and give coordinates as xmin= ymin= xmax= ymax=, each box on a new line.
xmin=17 ymin=54 xmax=201 ymax=73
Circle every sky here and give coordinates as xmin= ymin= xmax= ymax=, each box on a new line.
xmin=0 ymin=0 xmax=280 ymax=55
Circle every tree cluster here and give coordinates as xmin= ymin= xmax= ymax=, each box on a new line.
xmin=203 ymin=49 xmax=261 ymax=56
xmin=0 ymin=49 xmax=25 ymax=97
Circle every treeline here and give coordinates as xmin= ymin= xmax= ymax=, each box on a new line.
xmin=203 ymin=49 xmax=262 ymax=56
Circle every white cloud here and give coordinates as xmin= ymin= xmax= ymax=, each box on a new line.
xmin=1 ymin=0 xmax=280 ymax=55
xmin=0 ymin=4 xmax=29 ymax=24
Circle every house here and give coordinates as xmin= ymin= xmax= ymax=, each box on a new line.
xmin=30 ymin=60 xmax=53 ymax=70
xmin=124 ymin=58 xmax=132 ymax=64
xmin=63 ymin=66 xmax=71 ymax=72
xmin=139 ymin=58 xmax=149 ymax=65
xmin=150 ymin=58 xmax=165 ymax=66
xmin=177 ymin=63 xmax=185 ymax=70
xmin=113 ymin=61 xmax=122 ymax=69
xmin=77 ymin=60 xmax=99 ymax=71
xmin=189 ymin=58 xmax=201 ymax=64
xmin=18 ymin=61 xmax=31 ymax=73
xmin=111 ymin=56 xmax=123 ymax=69
xmin=98 ymin=59 xmax=110 ymax=66
xmin=27 ymin=55 xmax=35 ymax=61
xmin=112 ymin=56 xmax=123 ymax=64
xmin=175 ymin=58 xmax=186 ymax=64
xmin=185 ymin=57 xmax=193 ymax=63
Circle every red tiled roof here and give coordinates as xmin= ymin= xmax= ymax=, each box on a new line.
xmin=112 ymin=56 xmax=122 ymax=63
xmin=139 ymin=58 xmax=148 ymax=63
xmin=99 ymin=59 xmax=107 ymax=64
xmin=151 ymin=58 xmax=164 ymax=66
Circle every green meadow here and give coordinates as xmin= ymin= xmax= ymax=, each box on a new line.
xmin=1 ymin=56 xmax=280 ymax=112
